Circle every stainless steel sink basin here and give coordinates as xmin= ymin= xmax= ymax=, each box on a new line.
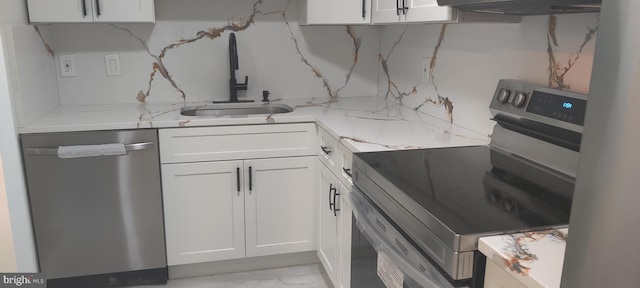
xmin=180 ymin=103 xmax=294 ymax=117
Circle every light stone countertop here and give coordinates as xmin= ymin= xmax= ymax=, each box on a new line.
xmin=479 ymin=229 xmax=569 ymax=288
xmin=19 ymin=96 xmax=490 ymax=153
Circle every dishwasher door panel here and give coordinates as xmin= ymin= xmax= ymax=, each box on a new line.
xmin=21 ymin=129 xmax=166 ymax=279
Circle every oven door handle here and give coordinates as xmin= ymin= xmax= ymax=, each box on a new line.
xmin=350 ymin=191 xmax=457 ymax=288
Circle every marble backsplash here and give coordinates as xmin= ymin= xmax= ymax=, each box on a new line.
xmin=48 ymin=0 xmax=381 ymax=105
xmin=378 ymin=13 xmax=598 ymax=135
xmin=7 ymin=0 xmax=598 ymax=136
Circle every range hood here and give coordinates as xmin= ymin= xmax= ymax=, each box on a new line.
xmin=437 ymin=0 xmax=601 ymax=15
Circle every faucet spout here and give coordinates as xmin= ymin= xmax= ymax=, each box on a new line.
xmin=229 ymin=33 xmax=238 ymax=75
xmin=228 ymin=32 xmax=248 ymax=103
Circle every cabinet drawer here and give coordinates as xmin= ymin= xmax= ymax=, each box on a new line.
xmin=317 ymin=126 xmax=339 ymax=171
xmin=337 ymin=143 xmax=354 ymax=189
xmin=160 ymin=123 xmax=316 ymax=164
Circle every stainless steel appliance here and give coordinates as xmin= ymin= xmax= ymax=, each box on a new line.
xmin=561 ymin=1 xmax=640 ymax=287
xmin=436 ymin=0 xmax=600 ymax=15
xmin=21 ymin=129 xmax=167 ymax=288
xmin=350 ymin=79 xmax=587 ymax=287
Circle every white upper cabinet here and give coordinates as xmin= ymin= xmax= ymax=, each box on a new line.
xmin=372 ymin=0 xmax=457 ymax=24
xmin=27 ymin=0 xmax=93 ymax=23
xmin=371 ymin=0 xmax=520 ymax=24
xmin=405 ymin=0 xmax=457 ymax=23
xmin=27 ymin=0 xmax=155 ymax=23
xmin=299 ymin=0 xmax=371 ymax=25
xmin=91 ymin=0 xmax=155 ymax=23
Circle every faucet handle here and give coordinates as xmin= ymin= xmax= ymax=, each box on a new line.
xmin=236 ymin=76 xmax=248 ymax=90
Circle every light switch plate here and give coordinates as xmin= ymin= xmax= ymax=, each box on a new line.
xmin=104 ymin=54 xmax=122 ymax=76
xmin=59 ymin=55 xmax=76 ymax=77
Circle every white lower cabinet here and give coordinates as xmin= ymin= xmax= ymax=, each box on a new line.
xmin=318 ymin=162 xmax=340 ymax=283
xmin=163 ymin=156 xmax=316 ymax=266
xmin=245 ymin=157 xmax=316 ymax=257
xmin=162 ymin=160 xmax=246 ymax=266
xmin=160 ymin=124 xmax=317 ymax=267
xmin=338 ymin=190 xmax=353 ymax=288
xmin=318 ymin=159 xmax=352 ymax=288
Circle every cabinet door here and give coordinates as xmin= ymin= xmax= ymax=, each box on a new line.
xmin=244 ymin=156 xmax=316 ymax=257
xmin=301 ymin=0 xmax=371 ymax=25
xmin=27 ymin=0 xmax=93 ymax=23
xmin=162 ymin=161 xmax=245 ymax=266
xmin=317 ymin=160 xmax=341 ymax=285
xmin=404 ymin=0 xmax=456 ymax=23
xmin=371 ymin=0 xmax=404 ymax=24
xmin=92 ymin=0 xmax=155 ymax=23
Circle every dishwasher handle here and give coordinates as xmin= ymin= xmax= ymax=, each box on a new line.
xmin=24 ymin=142 xmax=155 ymax=156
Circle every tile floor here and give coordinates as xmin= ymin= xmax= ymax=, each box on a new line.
xmin=134 ymin=264 xmax=331 ymax=288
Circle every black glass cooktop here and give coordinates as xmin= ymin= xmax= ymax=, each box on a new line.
xmin=353 ymin=146 xmax=573 ymax=238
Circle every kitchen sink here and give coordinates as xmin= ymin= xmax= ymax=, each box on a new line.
xmin=181 ymin=103 xmax=294 ymax=117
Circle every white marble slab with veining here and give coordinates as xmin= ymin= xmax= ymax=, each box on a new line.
xmin=479 ymin=229 xmax=569 ymax=288
xmin=19 ymin=96 xmax=490 ymax=153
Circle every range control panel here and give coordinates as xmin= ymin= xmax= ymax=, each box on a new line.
xmin=489 ymin=79 xmax=588 ymax=130
xmin=526 ymin=91 xmax=587 ymax=125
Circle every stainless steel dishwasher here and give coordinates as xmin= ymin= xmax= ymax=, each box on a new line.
xmin=21 ymin=129 xmax=167 ymax=288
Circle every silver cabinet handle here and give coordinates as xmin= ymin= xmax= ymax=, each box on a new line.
xmin=24 ymin=142 xmax=155 ymax=156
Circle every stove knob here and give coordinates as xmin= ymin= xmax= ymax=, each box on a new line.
xmin=512 ymin=91 xmax=528 ymax=108
xmin=496 ymin=88 xmax=511 ymax=104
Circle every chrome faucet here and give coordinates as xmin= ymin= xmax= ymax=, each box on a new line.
xmin=228 ymin=32 xmax=249 ymax=102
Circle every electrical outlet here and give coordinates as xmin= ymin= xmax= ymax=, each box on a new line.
xmin=59 ymin=55 xmax=76 ymax=77
xmin=104 ymin=54 xmax=122 ymax=76
xmin=421 ymin=57 xmax=431 ymax=82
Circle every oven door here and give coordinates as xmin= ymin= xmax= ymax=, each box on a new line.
xmin=350 ymin=187 xmax=470 ymax=288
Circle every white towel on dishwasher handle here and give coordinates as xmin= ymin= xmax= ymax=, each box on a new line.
xmin=57 ymin=143 xmax=126 ymax=158
xmin=99 ymin=143 xmax=127 ymax=156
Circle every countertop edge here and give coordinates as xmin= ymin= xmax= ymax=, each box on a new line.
xmin=17 ymin=97 xmax=491 ymax=153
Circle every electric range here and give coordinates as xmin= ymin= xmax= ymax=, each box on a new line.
xmin=350 ymin=79 xmax=587 ymax=287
